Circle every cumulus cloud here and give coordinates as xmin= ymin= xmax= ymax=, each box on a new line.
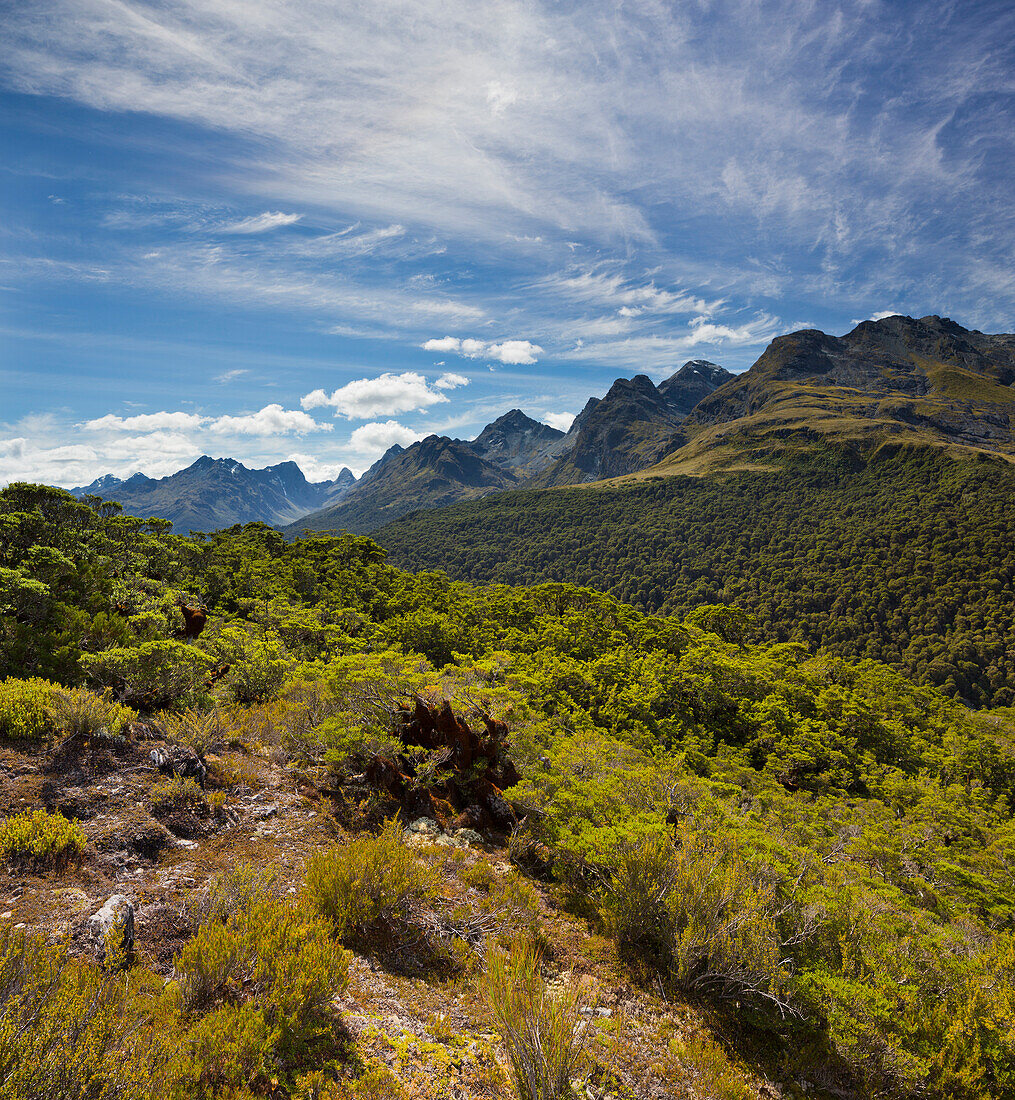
xmin=851 ymin=310 xmax=903 ymax=324
xmin=301 ymin=372 xmax=465 ymax=419
xmin=221 ymin=211 xmax=302 ymax=234
xmin=434 ymin=372 xmax=469 ymax=389
xmin=81 ymin=406 xmax=329 ymax=437
xmin=542 ymin=411 xmax=576 ymax=431
xmin=421 ymin=337 xmax=543 ymax=364
xmin=83 ymin=411 xmax=206 ymax=432
xmin=208 ymin=405 xmax=330 ymax=436
xmin=347 ymin=420 xmax=425 ymax=457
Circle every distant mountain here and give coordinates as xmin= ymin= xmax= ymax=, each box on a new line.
xmin=657 ymin=360 xmax=734 ymax=415
xmin=645 ymin=314 xmax=1015 ymax=476
xmin=529 ymin=362 xmax=733 ymax=488
xmin=72 ymin=456 xmax=355 ymax=532
xmin=470 ymin=410 xmax=565 ymax=477
xmin=287 ymin=435 xmax=520 ymax=535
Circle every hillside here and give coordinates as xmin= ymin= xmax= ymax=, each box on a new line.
xmin=3 ymin=482 xmax=1015 ymax=1099
xmin=375 ymin=443 xmax=1015 ymax=707
xmin=648 ymin=315 xmax=1015 ymax=475
xmin=72 ymin=456 xmax=354 ymax=533
xmin=288 ymin=435 xmax=521 ymax=535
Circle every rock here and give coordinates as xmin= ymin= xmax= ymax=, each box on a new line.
xmin=88 ymin=894 xmax=134 ymax=964
xmin=150 ymin=744 xmax=207 ymax=789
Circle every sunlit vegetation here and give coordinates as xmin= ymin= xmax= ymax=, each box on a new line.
xmin=3 ymin=479 xmax=1015 ymax=1096
xmin=377 ymin=443 xmax=1015 ymax=706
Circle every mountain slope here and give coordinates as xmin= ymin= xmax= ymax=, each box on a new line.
xmin=645 ymin=315 xmax=1015 ymax=475
xmin=528 ymin=374 xmax=686 ymax=487
xmin=470 ymin=409 xmax=564 ymax=477
xmin=73 ymin=457 xmax=354 ymax=532
xmin=286 ymin=435 xmax=519 ymax=535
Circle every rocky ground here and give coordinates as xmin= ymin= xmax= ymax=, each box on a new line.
xmin=1 ymin=723 xmax=781 ymax=1100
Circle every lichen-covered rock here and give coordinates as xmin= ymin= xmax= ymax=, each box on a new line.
xmin=87 ymin=893 xmax=134 ymax=965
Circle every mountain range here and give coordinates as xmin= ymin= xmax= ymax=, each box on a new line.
xmin=69 ymin=359 xmax=733 ymax=533
xmin=72 ymin=457 xmax=355 ymax=533
xmin=67 ymin=316 xmax=1015 ymax=535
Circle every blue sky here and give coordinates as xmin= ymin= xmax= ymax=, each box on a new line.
xmin=2 ymin=0 xmax=1014 ymax=485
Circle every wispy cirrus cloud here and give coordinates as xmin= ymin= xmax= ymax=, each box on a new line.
xmin=220 ymin=211 xmax=302 ymax=234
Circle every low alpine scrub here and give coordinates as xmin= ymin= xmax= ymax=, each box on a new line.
xmin=0 ymin=808 xmax=85 ymax=870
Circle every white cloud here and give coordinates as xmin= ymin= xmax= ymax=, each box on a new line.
xmin=208 ymin=404 xmax=330 ymax=436
xmin=542 ymin=411 xmax=575 ymax=431
xmin=434 ymin=372 xmax=469 ymax=389
xmin=347 ymin=420 xmax=425 ymax=457
xmin=215 ymin=368 xmax=248 ymax=383
xmin=487 ymin=340 xmax=543 ymax=365
xmin=422 ymin=336 xmax=463 ymax=353
xmin=486 ymin=80 xmax=518 ymax=115
xmin=300 ymin=372 xmax=455 ymax=419
xmin=420 ymin=336 xmax=543 ymax=364
xmin=850 ymin=310 xmax=903 ymax=324
xmin=221 ymin=211 xmax=302 ymax=234
xmin=83 ymin=411 xmax=206 ymax=432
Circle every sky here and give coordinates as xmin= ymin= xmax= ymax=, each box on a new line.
xmin=2 ymin=0 xmax=1014 ymax=485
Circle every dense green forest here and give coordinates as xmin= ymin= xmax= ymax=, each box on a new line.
xmin=3 ymin=481 xmax=1015 ymax=1098
xmin=375 ymin=444 xmax=1015 ymax=707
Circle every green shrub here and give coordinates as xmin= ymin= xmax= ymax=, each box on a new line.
xmin=174 ymin=893 xmax=350 ymax=1081
xmin=482 ymin=939 xmax=590 ymax=1100
xmin=304 ymin=820 xmax=439 ymax=944
xmin=188 ymin=862 xmax=283 ymax=929
xmin=0 ymin=925 xmax=169 ymax=1100
xmin=601 ymin=832 xmax=789 ymax=1011
xmin=206 ymin=626 xmax=293 ymax=704
xmin=0 ymin=808 xmax=85 ymax=869
xmin=0 ymin=677 xmax=59 ymax=741
xmin=152 ymin=706 xmax=223 ymax=756
xmin=149 ymin=774 xmax=208 ymax=814
xmin=49 ymin=686 xmax=134 ymax=737
xmin=81 ymin=641 xmax=215 ymax=711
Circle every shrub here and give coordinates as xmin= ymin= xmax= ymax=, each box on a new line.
xmin=174 ymin=893 xmax=350 ymax=1079
xmin=48 ymin=686 xmax=134 ymax=738
xmin=0 ymin=677 xmax=58 ymax=741
xmin=0 ymin=926 xmax=168 ymax=1100
xmin=188 ymin=862 xmax=283 ymax=930
xmin=482 ymin=939 xmax=590 ymax=1100
xmin=81 ymin=641 xmax=215 ymax=711
xmin=206 ymin=625 xmax=293 ymax=704
xmin=152 ymin=706 xmax=223 ymax=756
xmin=149 ymin=774 xmax=208 ymax=814
xmin=600 ymin=832 xmax=790 ymax=1011
xmin=0 ymin=808 xmax=85 ymax=869
xmin=304 ymin=820 xmax=439 ymax=944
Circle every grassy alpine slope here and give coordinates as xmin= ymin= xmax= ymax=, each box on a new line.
xmin=2 ymin=481 xmax=1015 ymax=1098
xmin=375 ymin=443 xmax=1015 ymax=708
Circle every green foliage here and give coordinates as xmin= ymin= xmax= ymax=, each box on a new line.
xmin=150 ymin=774 xmax=208 ymax=814
xmin=304 ymin=821 xmax=439 ymax=944
xmin=48 ymin=685 xmax=134 ymax=737
xmin=0 ymin=925 xmax=169 ymax=1100
xmin=377 ymin=446 xmax=1015 ymax=707
xmin=82 ymin=640 xmax=215 ymax=710
xmin=174 ymin=892 xmax=350 ymax=1087
xmin=483 ymin=939 xmax=590 ymax=1100
xmin=0 ymin=808 xmax=85 ymax=869
xmin=206 ymin=624 xmax=293 ymax=703
xmin=0 ymin=676 xmax=58 ymax=740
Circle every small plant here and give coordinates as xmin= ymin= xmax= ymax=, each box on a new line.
xmin=0 ymin=677 xmax=58 ymax=741
xmin=150 ymin=774 xmax=208 ymax=814
xmin=304 ymin=820 xmax=439 ymax=945
xmin=483 ymin=939 xmax=591 ymax=1100
xmin=0 ymin=808 xmax=86 ymax=869
xmin=188 ymin=862 xmax=283 ymax=929
xmin=152 ymin=707 xmax=223 ymax=756
xmin=48 ymin=686 xmax=134 ymax=738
